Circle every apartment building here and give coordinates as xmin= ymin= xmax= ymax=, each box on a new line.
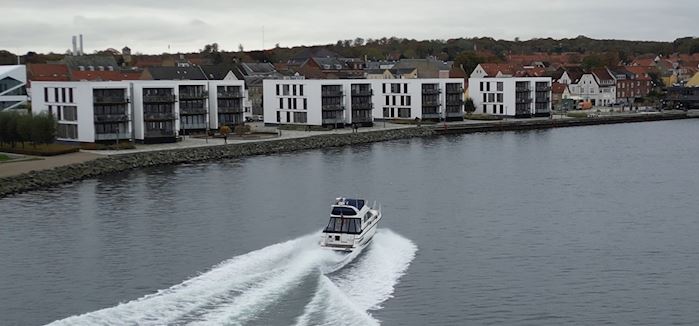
xmin=262 ymin=78 xmax=465 ymax=127
xmin=469 ymin=77 xmax=552 ymax=118
xmin=0 ymin=65 xmax=28 ymax=111
xmin=31 ymin=80 xmax=245 ymax=143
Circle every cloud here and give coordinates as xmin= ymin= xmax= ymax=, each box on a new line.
xmin=1 ymin=0 xmax=697 ymax=54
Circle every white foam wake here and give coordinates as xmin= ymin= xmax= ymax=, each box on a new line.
xmin=295 ymin=229 xmax=418 ymax=326
xmin=48 ymin=229 xmax=417 ymax=326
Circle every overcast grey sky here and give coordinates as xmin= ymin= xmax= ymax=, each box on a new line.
xmin=2 ymin=0 xmax=697 ymax=54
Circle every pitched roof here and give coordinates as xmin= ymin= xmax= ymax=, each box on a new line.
xmin=27 ymin=63 xmax=70 ymax=82
xmin=478 ymin=63 xmax=515 ymax=77
xmin=60 ymin=55 xmax=119 ymax=70
xmin=393 ymin=58 xmax=452 ymax=78
xmin=70 ymin=70 xmax=143 ymax=81
xmin=551 ymin=82 xmax=568 ymax=95
xmin=200 ymin=65 xmax=236 ymax=80
xmin=592 ymin=68 xmax=615 ymax=82
xmin=514 ymin=66 xmax=546 ymax=77
xmin=144 ymin=66 xmax=206 ymax=80
xmin=241 ymin=62 xmax=278 ymax=74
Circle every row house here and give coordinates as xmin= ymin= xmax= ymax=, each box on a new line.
xmin=262 ymin=78 xmax=465 ymax=127
xmin=31 ymin=80 xmax=246 ymax=144
xmin=468 ymin=77 xmax=552 ymax=118
xmin=0 ymin=65 xmax=28 ymax=111
xmin=608 ymin=67 xmax=653 ymax=103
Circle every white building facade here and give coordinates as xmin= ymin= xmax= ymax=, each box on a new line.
xmin=31 ymin=80 xmax=246 ymax=143
xmin=0 ymin=65 xmax=29 ymax=111
xmin=263 ymin=78 xmax=465 ymax=127
xmin=469 ymin=77 xmax=552 ymax=118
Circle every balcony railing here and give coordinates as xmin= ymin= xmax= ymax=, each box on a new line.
xmin=321 ymin=90 xmax=344 ymax=97
xmin=535 ymin=86 xmax=551 ymax=91
xmin=422 ymin=88 xmax=441 ymax=95
xmin=446 ymin=87 xmax=464 ymax=94
xmin=179 ymin=91 xmax=208 ymax=100
xmin=535 ymin=97 xmax=551 ymax=103
xmin=95 ymin=132 xmax=130 ymax=140
xmin=352 ymin=115 xmax=372 ymax=123
xmin=515 ymin=87 xmax=531 ymax=92
xmin=322 ymin=118 xmax=344 ymax=124
xmin=218 ymin=106 xmax=244 ymax=114
xmin=217 ymin=91 xmax=243 ymax=99
xmin=94 ymin=114 xmax=129 ymax=123
xmin=351 ymin=89 xmax=373 ymax=97
xmin=422 ymin=112 xmax=441 ymax=119
xmin=180 ymin=107 xmax=207 ymax=115
xmin=445 ymin=111 xmax=463 ymax=117
xmin=515 ymin=97 xmax=532 ymax=104
xmin=94 ymin=96 xmax=129 ymax=104
xmin=143 ymin=94 xmax=176 ymax=103
xmin=446 ymin=99 xmax=464 ymax=106
xmin=422 ymin=100 xmax=441 ymax=107
xmin=445 ymin=106 xmax=462 ymax=113
xmin=143 ymin=112 xmax=176 ymax=121
xmin=351 ymin=103 xmax=373 ymax=110
xmin=181 ymin=122 xmax=208 ymax=130
xmin=322 ymin=104 xmax=345 ymax=111
xmin=145 ymin=129 xmax=176 ymax=138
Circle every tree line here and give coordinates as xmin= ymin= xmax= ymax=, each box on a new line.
xmin=0 ymin=112 xmax=56 ymax=148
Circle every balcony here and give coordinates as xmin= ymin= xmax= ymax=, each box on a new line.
xmin=181 ymin=122 xmax=208 ymax=130
xmin=446 ymin=99 xmax=464 ymax=106
xmin=321 ymin=90 xmax=344 ymax=97
xmin=422 ymin=100 xmax=441 ymax=107
xmin=94 ymin=114 xmax=129 ymax=123
xmin=351 ymin=89 xmax=373 ymax=97
xmin=536 ymin=86 xmax=551 ymax=92
xmin=446 ymin=87 xmax=464 ymax=94
xmin=322 ymin=104 xmax=345 ymax=111
xmin=422 ymin=88 xmax=441 ymax=95
xmin=218 ymin=106 xmax=244 ymax=114
xmin=515 ymin=87 xmax=531 ymax=92
xmin=535 ymin=97 xmax=551 ymax=103
xmin=351 ymin=115 xmax=372 ymax=123
xmin=322 ymin=118 xmax=344 ymax=124
xmin=145 ymin=129 xmax=176 ymax=138
xmin=179 ymin=91 xmax=208 ymax=100
xmin=180 ymin=107 xmax=207 ymax=115
xmin=351 ymin=103 xmax=373 ymax=110
xmin=445 ymin=111 xmax=463 ymax=117
xmin=95 ymin=132 xmax=130 ymax=141
xmin=143 ymin=94 xmax=176 ymax=103
xmin=515 ymin=97 xmax=532 ymax=104
xmin=143 ymin=112 xmax=176 ymax=121
xmin=217 ymin=91 xmax=243 ymax=99
xmin=94 ymin=96 xmax=129 ymax=104
xmin=422 ymin=112 xmax=441 ymax=119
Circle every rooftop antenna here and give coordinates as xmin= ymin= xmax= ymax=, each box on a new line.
xmin=262 ymin=25 xmax=265 ymax=51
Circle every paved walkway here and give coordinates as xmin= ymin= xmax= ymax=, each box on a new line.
xmin=0 ymin=152 xmax=102 ymax=178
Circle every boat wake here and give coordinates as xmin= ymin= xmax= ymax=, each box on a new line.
xmin=48 ymin=229 xmax=417 ymax=326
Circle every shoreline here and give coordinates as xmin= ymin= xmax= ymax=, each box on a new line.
xmin=1 ymin=111 xmax=696 ymax=199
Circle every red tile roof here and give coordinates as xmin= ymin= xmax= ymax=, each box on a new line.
xmin=70 ymin=70 xmax=143 ymax=81
xmin=478 ymin=63 xmax=515 ymax=76
xmin=551 ymin=82 xmax=568 ymax=95
xmin=27 ymin=63 xmax=70 ymax=82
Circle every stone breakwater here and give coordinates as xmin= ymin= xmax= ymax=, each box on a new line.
xmin=0 ymin=128 xmax=434 ymax=198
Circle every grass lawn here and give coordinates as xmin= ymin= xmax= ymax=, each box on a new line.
xmin=0 ymin=154 xmax=10 ymax=161
xmin=0 ymin=143 xmax=80 ymax=156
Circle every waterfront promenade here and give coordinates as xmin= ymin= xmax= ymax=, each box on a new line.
xmin=0 ymin=110 xmax=696 ymax=181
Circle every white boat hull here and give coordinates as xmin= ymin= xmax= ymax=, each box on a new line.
xmin=320 ymin=209 xmax=382 ymax=252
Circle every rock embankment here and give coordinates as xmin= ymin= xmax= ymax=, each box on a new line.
xmin=0 ymin=127 xmax=434 ymax=198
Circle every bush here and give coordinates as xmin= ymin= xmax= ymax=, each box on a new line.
xmin=0 ymin=112 xmax=56 ymax=147
xmin=464 ymin=113 xmax=503 ymax=121
xmin=566 ymin=111 xmax=589 ymax=118
xmin=234 ymin=124 xmax=251 ymax=136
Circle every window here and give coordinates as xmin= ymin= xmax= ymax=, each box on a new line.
xmin=57 ymin=123 xmax=78 ymax=139
xmin=400 ymin=96 xmax=405 ymax=106
xmin=403 ymin=83 xmax=408 ymax=93
xmin=406 ymin=96 xmax=411 ymax=106
xmin=61 ymin=88 xmax=66 ymax=103
xmin=282 ymin=85 xmax=290 ymax=96
xmin=382 ymin=83 xmax=386 ymax=93
xmin=493 ymin=106 xmax=496 ymax=114
xmin=383 ymin=107 xmax=389 ymax=117
xmin=497 ymin=93 xmax=503 ymax=103
xmin=392 ymin=96 xmax=396 ymax=106
xmin=288 ymin=98 xmax=292 ymax=109
xmin=499 ymin=105 xmax=504 ymax=114
xmin=276 ymin=84 xmax=280 ymax=95
xmin=279 ymin=98 xmax=283 ymax=109
xmin=483 ymin=104 xmax=487 ymax=113
xmin=385 ymin=96 xmax=390 ymax=105
xmin=483 ymin=94 xmax=487 ymax=102
xmin=480 ymin=82 xmax=484 ymax=92
xmin=293 ymin=98 xmax=297 ymax=110
xmin=497 ymin=82 xmax=503 ymax=91
xmin=486 ymin=82 xmax=491 ymax=92
xmin=63 ymin=106 xmax=77 ymax=121
xmin=54 ymin=88 xmax=58 ymax=102
xmin=293 ymin=112 xmax=307 ymax=123
xmin=292 ymin=84 xmax=297 ymax=96
xmin=276 ymin=111 xmax=280 ymax=122
xmin=286 ymin=111 xmax=290 ymax=122
xmin=398 ymin=108 xmax=410 ymax=118
xmin=300 ymin=85 xmax=304 ymax=96
xmin=44 ymin=88 xmax=49 ymax=102
xmin=488 ymin=93 xmax=495 ymax=102
xmin=303 ymin=98 xmax=307 ymax=110
xmin=69 ymin=88 xmax=74 ymax=103
xmin=391 ymin=108 xmax=395 ymax=117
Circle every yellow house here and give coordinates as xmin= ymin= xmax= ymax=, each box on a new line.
xmin=687 ymin=72 xmax=699 ymax=87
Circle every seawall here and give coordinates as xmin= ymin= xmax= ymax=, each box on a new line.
xmin=0 ymin=128 xmax=434 ymax=198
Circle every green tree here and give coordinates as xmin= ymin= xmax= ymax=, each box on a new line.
xmin=30 ymin=113 xmax=56 ymax=146
xmin=454 ymin=52 xmax=485 ymax=76
xmin=16 ymin=114 xmax=33 ymax=148
xmin=464 ymin=98 xmax=476 ymax=115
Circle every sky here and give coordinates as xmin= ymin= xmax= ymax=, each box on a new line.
xmin=1 ymin=0 xmax=697 ymax=54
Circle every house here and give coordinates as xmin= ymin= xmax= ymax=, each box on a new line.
xmin=468 ymin=77 xmax=552 ymax=118
xmin=364 ymin=68 xmax=418 ymax=79
xmin=591 ymin=68 xmax=617 ymax=106
xmin=392 ymin=58 xmax=452 ymax=78
xmin=31 ymin=80 xmax=246 ymax=143
xmin=609 ymin=67 xmax=652 ymax=103
xmin=262 ymin=78 xmax=465 ymax=127
xmin=200 ymin=65 xmax=239 ymax=80
xmin=0 ymin=65 xmax=28 ymax=111
xmin=141 ymin=67 xmax=207 ymax=80
xmin=297 ymin=57 xmax=364 ymax=79
xmin=470 ymin=63 xmax=515 ymax=78
xmin=58 ymin=55 xmax=120 ymax=72
xmin=70 ymin=70 xmax=143 ymax=81
xmin=238 ymin=62 xmax=283 ymax=116
xmin=26 ymin=64 xmax=71 ymax=83
xmin=551 ymin=82 xmax=570 ymax=109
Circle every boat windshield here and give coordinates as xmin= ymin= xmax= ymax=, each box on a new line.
xmin=331 ymin=207 xmax=356 ymax=216
xmin=344 ymin=199 xmax=365 ymax=210
xmin=323 ymin=217 xmax=361 ymax=234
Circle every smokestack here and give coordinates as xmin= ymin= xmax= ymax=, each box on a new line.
xmin=79 ymin=34 xmax=84 ymax=56
xmin=72 ymin=36 xmax=77 ymax=56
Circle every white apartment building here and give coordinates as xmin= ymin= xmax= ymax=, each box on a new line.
xmin=0 ymin=65 xmax=29 ymax=111
xmin=31 ymin=80 xmax=245 ymax=143
xmin=263 ymin=78 xmax=465 ymax=127
xmin=469 ymin=77 xmax=552 ymax=118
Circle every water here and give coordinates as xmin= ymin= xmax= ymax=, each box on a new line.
xmin=1 ymin=120 xmax=699 ymax=325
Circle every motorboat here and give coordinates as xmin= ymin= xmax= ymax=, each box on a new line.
xmin=320 ymin=197 xmax=382 ymax=252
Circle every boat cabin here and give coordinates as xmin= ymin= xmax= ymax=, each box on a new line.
xmin=323 ymin=197 xmax=374 ymax=235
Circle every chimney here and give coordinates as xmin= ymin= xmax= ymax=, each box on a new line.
xmin=79 ymin=34 xmax=84 ymax=56
xmin=72 ymin=36 xmax=77 ymax=56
